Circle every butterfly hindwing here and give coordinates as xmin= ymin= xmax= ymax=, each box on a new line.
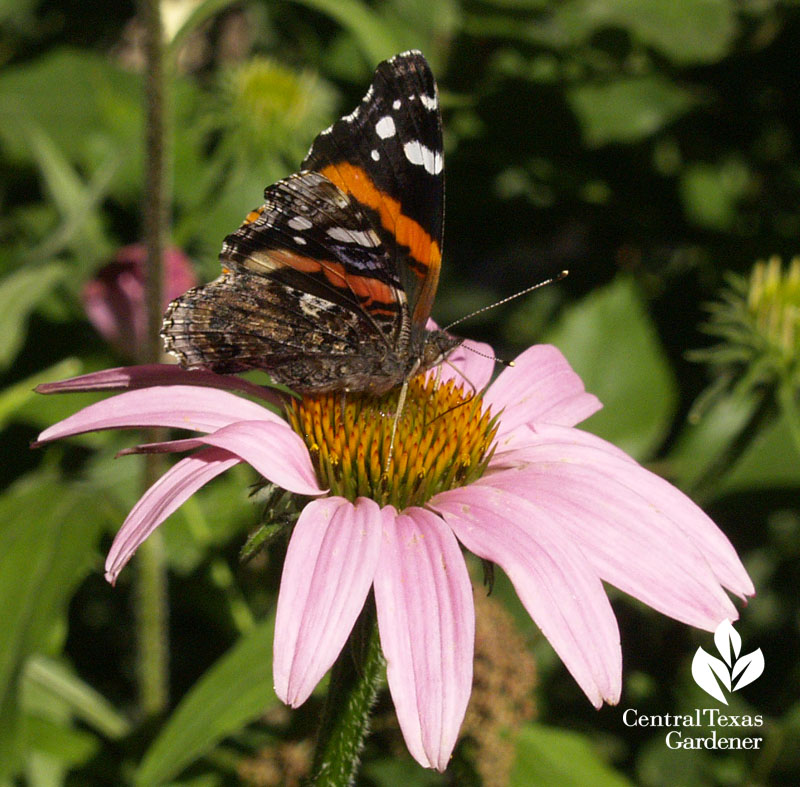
xmin=163 ymin=269 xmax=409 ymax=392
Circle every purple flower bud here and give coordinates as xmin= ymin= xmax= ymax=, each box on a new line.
xmin=82 ymin=244 xmax=197 ymax=358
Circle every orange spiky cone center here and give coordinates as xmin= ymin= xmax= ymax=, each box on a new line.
xmin=287 ymin=375 xmax=498 ymax=509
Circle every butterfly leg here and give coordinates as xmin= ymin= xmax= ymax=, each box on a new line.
xmin=385 ymin=378 xmax=409 ymax=474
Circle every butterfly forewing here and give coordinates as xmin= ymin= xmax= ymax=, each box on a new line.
xmin=302 ymin=51 xmax=444 ymax=328
xmin=221 ymin=171 xmax=405 ymax=345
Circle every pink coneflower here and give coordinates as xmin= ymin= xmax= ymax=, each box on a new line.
xmin=33 ymin=343 xmax=753 ymax=771
xmin=82 ymin=244 xmax=197 ymax=358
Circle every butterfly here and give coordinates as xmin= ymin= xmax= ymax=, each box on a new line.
xmin=162 ymin=50 xmax=461 ymax=396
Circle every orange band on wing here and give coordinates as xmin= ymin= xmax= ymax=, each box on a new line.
xmin=319 ymin=163 xmax=440 ymax=270
xmin=319 ymin=162 xmax=441 ymax=324
xmin=267 ymin=249 xmax=399 ymax=313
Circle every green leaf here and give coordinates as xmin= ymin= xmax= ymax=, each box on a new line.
xmin=135 ymin=616 xmax=277 ymax=786
xmin=362 ymin=758 xmax=442 ymax=785
xmin=511 ymin=723 xmax=633 ymax=786
xmin=174 ymin=163 xmax=283 ymax=274
xmin=544 ymin=0 xmax=737 ymax=64
xmin=0 ymin=473 xmax=106 ymax=777
xmin=469 ymin=0 xmax=735 ymax=64
xmin=0 ymin=358 xmax=81 ymax=429
xmin=20 ymin=714 xmax=100 ymax=770
xmin=0 ymin=263 xmax=65 ymax=369
xmin=0 ymin=49 xmax=206 ymax=234
xmin=168 ymin=775 xmax=227 ymax=787
xmin=287 ymin=0 xmax=404 ymax=64
xmin=635 ymin=733 xmax=709 ymax=787
xmin=544 ymin=276 xmax=678 ymax=460
xmin=680 ymin=159 xmax=750 ymax=231
xmin=160 ymin=464 xmax=256 ymax=577
xmin=379 ymin=0 xmax=461 ymax=65
xmin=667 ymin=389 xmax=763 ymax=494
xmin=23 ymin=121 xmax=117 ymax=263
xmin=471 ymin=0 xmax=549 ymax=8
xmin=567 ymin=77 xmax=695 ymax=147
xmin=0 ymin=48 xmax=142 ymax=197
xmin=22 ymin=655 xmax=131 ymax=740
xmin=719 ymin=409 xmax=800 ymax=494
xmin=604 ymin=0 xmax=737 ymax=65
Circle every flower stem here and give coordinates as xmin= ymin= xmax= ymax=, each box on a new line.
xmin=137 ymin=0 xmax=170 ymax=717
xmin=309 ymin=598 xmax=385 ymax=786
xmin=134 ymin=529 xmax=169 ymax=716
xmin=142 ymin=0 xmax=166 ymax=352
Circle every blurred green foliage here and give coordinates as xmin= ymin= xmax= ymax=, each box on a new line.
xmin=1 ymin=0 xmax=800 ymax=784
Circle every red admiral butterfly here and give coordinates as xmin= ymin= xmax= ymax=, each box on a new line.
xmin=162 ymin=51 xmax=462 ymax=395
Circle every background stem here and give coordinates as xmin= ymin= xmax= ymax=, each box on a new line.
xmin=138 ymin=0 xmax=170 ymax=717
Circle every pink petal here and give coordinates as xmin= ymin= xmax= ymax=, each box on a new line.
xmin=116 ymin=438 xmax=209 ymax=456
xmin=485 ymin=424 xmax=754 ymax=616
xmin=373 ymin=507 xmax=474 ymax=771
xmin=431 ymin=484 xmax=621 ymax=708
xmin=118 ymin=421 xmax=323 ymax=496
xmin=198 ymin=421 xmax=322 ymax=496
xmin=482 ymin=469 xmax=740 ymax=632
xmin=492 ymin=422 xmax=636 ymax=463
xmin=83 ymin=278 xmax=131 ymax=349
xmin=104 ymin=447 xmax=240 ymax=584
xmin=431 ymin=339 xmax=496 ymax=392
xmin=33 ymin=385 xmax=284 ymax=446
xmin=424 ymin=318 xmax=494 ymax=390
xmin=35 ymin=364 xmax=282 ymax=405
xmin=274 ymin=497 xmax=384 ymax=707
xmin=484 ymin=345 xmax=601 ymax=440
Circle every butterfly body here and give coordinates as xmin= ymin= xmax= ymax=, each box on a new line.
xmin=163 ymin=51 xmax=460 ymax=394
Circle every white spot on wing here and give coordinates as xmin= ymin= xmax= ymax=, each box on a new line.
xmin=293 ymin=236 xmax=307 ymax=245
xmin=371 ymin=149 xmax=380 ymax=161
xmin=326 ymin=226 xmax=381 ymax=247
xmin=288 ymin=215 xmax=313 ymax=231
xmin=403 ymin=141 xmax=443 ymax=175
xmin=299 ymin=292 xmax=327 ymax=319
xmin=342 ymin=107 xmax=360 ymax=124
xmin=393 ymin=98 xmax=401 ymax=110
xmin=420 ymin=93 xmax=437 ymax=111
xmin=375 ymin=116 xmax=396 ymax=139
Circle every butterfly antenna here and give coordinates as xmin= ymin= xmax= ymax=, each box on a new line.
xmin=457 ymin=345 xmax=515 ymax=369
xmin=443 ymin=270 xmax=568 ymax=332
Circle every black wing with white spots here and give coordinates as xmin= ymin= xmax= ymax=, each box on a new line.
xmin=302 ymin=50 xmax=444 ymax=325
